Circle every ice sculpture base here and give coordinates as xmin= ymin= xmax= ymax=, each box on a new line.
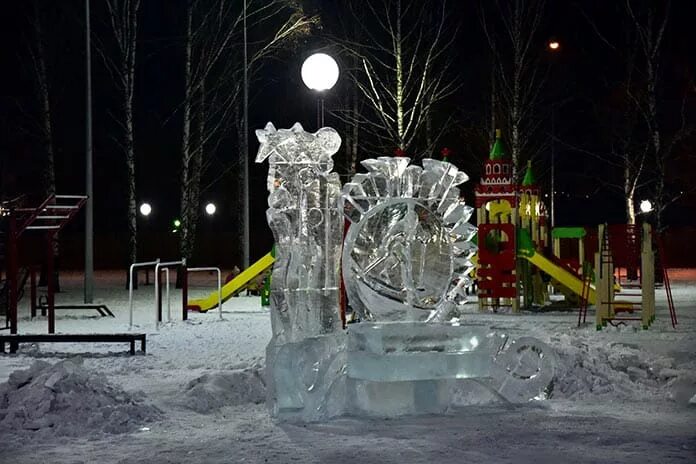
xmin=265 ymin=322 xmax=556 ymax=422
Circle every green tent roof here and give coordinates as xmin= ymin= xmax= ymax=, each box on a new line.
xmin=489 ymin=129 xmax=505 ymax=160
xmin=522 ymin=160 xmax=535 ymax=186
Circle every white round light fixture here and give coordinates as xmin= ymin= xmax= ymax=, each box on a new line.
xmin=139 ymin=202 xmax=152 ymax=217
xmin=205 ymin=202 xmax=217 ymax=216
xmin=301 ymin=53 xmax=339 ymax=91
xmin=639 ymin=200 xmax=653 ymax=214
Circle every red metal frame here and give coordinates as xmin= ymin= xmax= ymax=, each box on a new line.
xmin=5 ymin=195 xmax=87 ymax=335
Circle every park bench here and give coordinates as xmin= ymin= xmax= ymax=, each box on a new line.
xmin=0 ymin=333 xmax=146 ymax=355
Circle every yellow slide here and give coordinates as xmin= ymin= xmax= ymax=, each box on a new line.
xmin=521 ymin=251 xmax=597 ymax=305
xmin=187 ymin=252 xmax=275 ymax=312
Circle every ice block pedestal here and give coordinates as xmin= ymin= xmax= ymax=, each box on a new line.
xmin=266 ymin=321 xmax=556 ymax=421
xmin=345 ymin=322 xmax=557 ymax=417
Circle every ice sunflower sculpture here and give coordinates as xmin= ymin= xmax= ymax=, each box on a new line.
xmin=341 ymin=157 xmax=478 ymax=322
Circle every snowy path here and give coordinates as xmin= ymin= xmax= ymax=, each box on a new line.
xmin=0 ymin=271 xmax=694 ymax=463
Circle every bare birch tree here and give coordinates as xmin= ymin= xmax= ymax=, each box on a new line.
xmin=581 ymin=1 xmax=695 ymax=227
xmin=624 ymin=0 xmax=695 ymax=232
xmin=333 ymin=0 xmax=460 ymax=158
xmin=480 ymin=0 xmax=547 ymax=181
xmin=28 ymin=1 xmax=56 ymax=203
xmin=178 ymin=0 xmax=315 ymax=271
xmin=27 ymin=1 xmax=60 ymax=288
xmin=98 ymin=0 xmax=141 ymax=275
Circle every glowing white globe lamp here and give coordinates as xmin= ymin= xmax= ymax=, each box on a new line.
xmin=301 ymin=53 xmax=339 ymax=91
xmin=639 ymin=199 xmax=653 ymax=214
xmin=139 ymin=202 xmax=152 ymax=217
xmin=205 ymin=202 xmax=217 ymax=216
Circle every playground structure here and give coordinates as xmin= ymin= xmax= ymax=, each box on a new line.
xmin=0 ymin=194 xmax=149 ymax=355
xmin=473 ymin=130 xmax=676 ymax=329
xmin=186 ymin=252 xmax=274 ymax=312
xmin=2 ymin=194 xmax=88 ymax=335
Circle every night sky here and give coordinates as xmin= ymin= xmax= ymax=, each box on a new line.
xmin=1 ymin=0 xmax=695 ymax=268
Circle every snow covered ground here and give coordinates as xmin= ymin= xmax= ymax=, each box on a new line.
xmin=0 ymin=270 xmax=694 ymax=463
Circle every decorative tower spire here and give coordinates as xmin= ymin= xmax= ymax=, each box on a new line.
xmin=489 ymin=129 xmax=505 ymax=160
xmin=522 ymin=160 xmax=536 ymax=187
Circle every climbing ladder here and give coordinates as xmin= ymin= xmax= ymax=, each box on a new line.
xmin=656 ymin=234 xmax=678 ymax=329
xmin=577 ymin=262 xmax=592 ymax=326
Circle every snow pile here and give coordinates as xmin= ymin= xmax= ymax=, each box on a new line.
xmin=550 ymin=334 xmax=695 ymax=403
xmin=180 ymin=368 xmax=266 ymax=413
xmin=0 ymin=359 xmax=161 ymax=435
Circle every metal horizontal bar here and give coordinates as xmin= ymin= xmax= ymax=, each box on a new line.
xmin=54 ymin=195 xmax=88 ymax=199
xmin=131 ymin=260 xmax=160 ymax=268
xmin=35 ymin=215 xmax=69 ymax=220
xmin=45 ymin=205 xmax=78 ymax=209
xmin=25 ymin=225 xmax=61 ymax=230
xmin=188 ymin=267 xmax=221 ymax=272
xmin=157 ymin=260 xmax=184 ymax=267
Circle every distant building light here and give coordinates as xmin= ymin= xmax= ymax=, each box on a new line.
xmin=205 ymin=203 xmax=217 ymax=215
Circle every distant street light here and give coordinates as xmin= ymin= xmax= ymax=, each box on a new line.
xmin=640 ymin=199 xmax=653 ymax=214
xmin=301 ymin=53 xmax=339 ymax=128
xmin=205 ymin=203 xmax=217 ymax=216
xmin=139 ymin=202 xmax=152 ymax=217
xmin=548 ymin=39 xmax=561 ymax=51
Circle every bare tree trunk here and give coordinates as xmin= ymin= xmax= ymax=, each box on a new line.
xmin=124 ymin=5 xmax=138 ymax=271
xmin=490 ymin=69 xmax=497 ymax=146
xmin=30 ymin=2 xmax=59 ymax=290
xmin=102 ymin=0 xmax=140 ymax=287
xmin=395 ymin=0 xmax=404 ymax=150
xmin=32 ymin=17 xmax=55 ymax=201
xmin=350 ymin=89 xmax=359 ymax=173
xmin=179 ymin=2 xmax=194 ymax=273
xmin=624 ymin=156 xmax=636 ymax=224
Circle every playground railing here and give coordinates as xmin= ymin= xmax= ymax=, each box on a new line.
xmin=129 ymin=259 xmax=160 ymax=329
xmin=155 ymin=260 xmax=186 ymax=329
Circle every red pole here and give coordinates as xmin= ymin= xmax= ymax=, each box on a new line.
xmin=157 ymin=268 xmax=163 ymax=323
xmin=47 ymin=233 xmax=55 ymax=334
xmin=182 ymin=260 xmax=188 ymax=321
xmin=30 ymin=266 xmax=37 ymax=318
xmin=8 ymin=214 xmax=18 ymax=335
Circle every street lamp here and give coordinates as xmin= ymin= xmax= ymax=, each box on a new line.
xmin=547 ymin=38 xmax=561 ymax=228
xmin=205 ymin=202 xmax=217 ymax=216
xmin=139 ymin=202 xmax=152 ymax=217
xmin=639 ymin=200 xmax=653 ymax=214
xmin=301 ymin=53 xmax=339 ymax=128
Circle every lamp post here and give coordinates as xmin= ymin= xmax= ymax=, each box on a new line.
xmin=301 ymin=53 xmax=339 ymax=128
xmin=84 ymin=0 xmax=94 ymax=303
xmin=547 ymin=38 xmax=561 ymax=228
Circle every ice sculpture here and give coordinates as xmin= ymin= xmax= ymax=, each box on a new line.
xmin=341 ymin=157 xmax=477 ymax=322
xmin=258 ymin=123 xmax=557 ymax=422
xmin=255 ymin=122 xmax=343 ymax=342
xmin=257 ymin=123 xmax=346 ymax=420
